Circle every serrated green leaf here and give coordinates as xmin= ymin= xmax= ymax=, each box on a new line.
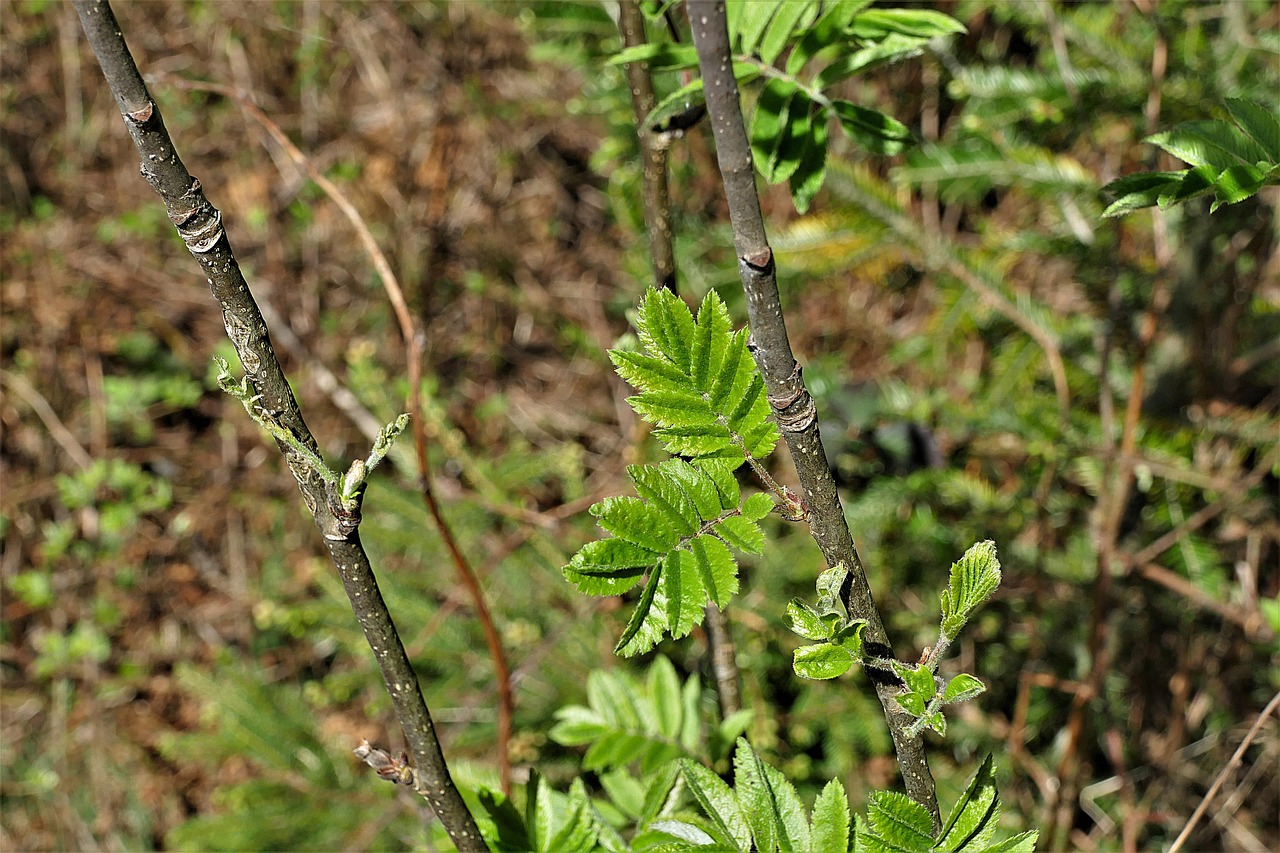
xmin=1101 ymin=171 xmax=1185 ymax=217
xmin=544 ymin=777 xmax=599 ymax=853
xmin=616 ymin=565 xmax=665 ymax=655
xmin=810 ymin=778 xmax=851 ymax=853
xmin=594 ymin=495 xmax=683 ymax=552
xmin=681 ymin=536 xmax=738 ymax=610
xmin=741 ymin=491 xmax=776 ymax=521
xmin=1210 ymin=162 xmax=1267 ymax=208
xmin=1225 ymin=98 xmax=1280 ymax=161
xmin=763 ymin=758 xmax=810 ymax=853
xmin=1148 ymin=120 xmax=1269 ymax=171
xmin=936 ymin=755 xmax=999 ymax=853
xmin=714 ymin=515 xmax=765 ymax=555
xmin=942 ymin=673 xmax=987 ymax=705
xmin=664 ymin=548 xmax=709 ymax=640
xmin=832 ymin=100 xmax=914 ymax=155
xmin=793 ymin=643 xmax=854 ymax=679
xmin=1162 ymin=164 xmax=1219 ymax=206
xmin=864 ymin=791 xmax=934 ymax=853
xmin=733 ymin=740 xmax=776 ymax=853
xmin=978 ymin=830 xmax=1040 ymax=853
xmin=640 ymin=761 xmax=682 ymax=826
xmin=649 ymin=655 xmax=683 ymax=741
xmin=939 ymin=540 xmax=1002 ymax=641
xmin=787 ymin=599 xmax=830 ymax=641
xmin=681 ymin=760 xmax=752 ymax=850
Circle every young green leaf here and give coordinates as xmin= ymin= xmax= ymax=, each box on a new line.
xmin=859 ymin=790 xmax=935 ymax=853
xmin=612 ymin=288 xmax=779 ymax=462
xmin=934 ymin=755 xmax=1000 ymax=853
xmin=787 ymin=599 xmax=830 ymax=641
xmin=809 ymin=778 xmax=851 ymax=853
xmin=939 ymin=540 xmax=1002 ymax=642
xmin=1148 ymin=120 xmax=1270 ymax=171
xmin=941 ymin=672 xmax=987 ymax=705
xmin=793 ymin=643 xmax=855 ymax=680
xmin=680 ymin=759 xmax=753 ymax=851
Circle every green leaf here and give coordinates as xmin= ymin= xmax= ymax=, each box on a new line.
xmin=1148 ymin=120 xmax=1269 ymax=171
xmin=815 ymin=563 xmax=848 ymax=616
xmin=1210 ymin=163 xmax=1267 ymax=209
xmin=848 ymin=8 xmax=966 ymax=39
xmin=731 ymin=0 xmax=783 ymax=57
xmin=809 ymin=778 xmax=851 ymax=853
xmin=770 ymin=93 xmax=817 ymax=185
xmin=759 ymin=0 xmax=819 ymax=65
xmin=681 ymin=760 xmax=753 ymax=851
xmin=815 ymin=33 xmax=929 ymax=90
xmin=732 ymin=739 xmax=776 ymax=853
xmin=786 ymin=1 xmax=870 ymax=76
xmin=787 ymin=599 xmax=829 ymax=641
xmin=793 ymin=643 xmax=854 ymax=680
xmin=935 ymin=756 xmax=1000 ymax=853
xmin=752 ymin=79 xmax=801 ymax=183
xmin=941 ymin=672 xmax=987 ymax=705
xmin=645 ymin=78 xmax=707 ymax=132
xmin=939 ymin=540 xmax=1002 ymax=641
xmin=741 ymin=491 xmax=776 ymax=521
xmin=714 ymin=515 xmax=766 ymax=555
xmin=608 ymin=42 xmax=700 ymax=72
xmin=891 ymin=661 xmax=938 ymax=716
xmin=649 ymin=655 xmax=684 ymax=741
xmin=619 ymin=288 xmax=779 ymax=462
xmin=978 ymin=831 xmax=1040 ymax=853
xmin=615 ymin=564 xmax=665 ymax=655
xmin=1101 ymin=171 xmax=1185 ymax=217
xmin=832 ymin=100 xmax=914 ymax=155
xmin=789 ymin=104 xmax=829 ymax=213
xmin=862 ymin=791 xmax=934 ymax=853
xmin=1225 ymin=98 xmax=1280 ymax=161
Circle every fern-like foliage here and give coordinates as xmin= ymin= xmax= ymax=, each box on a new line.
xmin=563 ymin=288 xmax=777 ymax=656
xmin=610 ymin=1 xmax=965 ymax=211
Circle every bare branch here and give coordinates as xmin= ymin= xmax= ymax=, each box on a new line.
xmin=71 ymin=1 xmax=484 ymax=846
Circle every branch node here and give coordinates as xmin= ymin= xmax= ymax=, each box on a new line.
xmin=741 ymin=247 xmax=773 ymax=270
xmin=126 ymin=100 xmax=154 ymax=123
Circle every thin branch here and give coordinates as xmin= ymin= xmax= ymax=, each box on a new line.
xmin=71 ymin=2 xmax=484 ymax=846
xmin=686 ymin=0 xmax=940 ymax=828
xmin=163 ymin=75 xmax=515 ymax=796
xmin=618 ymin=0 xmax=676 ymax=291
xmin=1169 ymin=691 xmax=1280 ymax=853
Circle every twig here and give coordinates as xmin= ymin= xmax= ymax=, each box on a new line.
xmin=1168 ymin=691 xmax=1280 ymax=853
xmin=0 ymin=370 xmax=94 ymax=472
xmin=70 ymin=2 xmax=484 ymax=846
xmin=163 ymin=75 xmax=515 ymax=796
xmin=617 ymin=0 xmax=676 ymax=291
xmin=686 ymin=0 xmax=940 ymax=828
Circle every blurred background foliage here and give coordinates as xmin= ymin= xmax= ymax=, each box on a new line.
xmin=1 ymin=1 xmax=1276 ymax=851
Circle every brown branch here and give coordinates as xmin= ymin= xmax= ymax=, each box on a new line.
xmin=70 ymin=2 xmax=484 ymax=846
xmin=163 ymin=75 xmax=516 ymax=797
xmin=686 ymin=0 xmax=940 ymax=828
xmin=1168 ymin=691 xmax=1280 ymax=853
xmin=618 ymin=0 xmax=676 ymax=291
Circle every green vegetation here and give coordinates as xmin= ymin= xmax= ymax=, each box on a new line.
xmin=2 ymin=1 xmax=1276 ymax=851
